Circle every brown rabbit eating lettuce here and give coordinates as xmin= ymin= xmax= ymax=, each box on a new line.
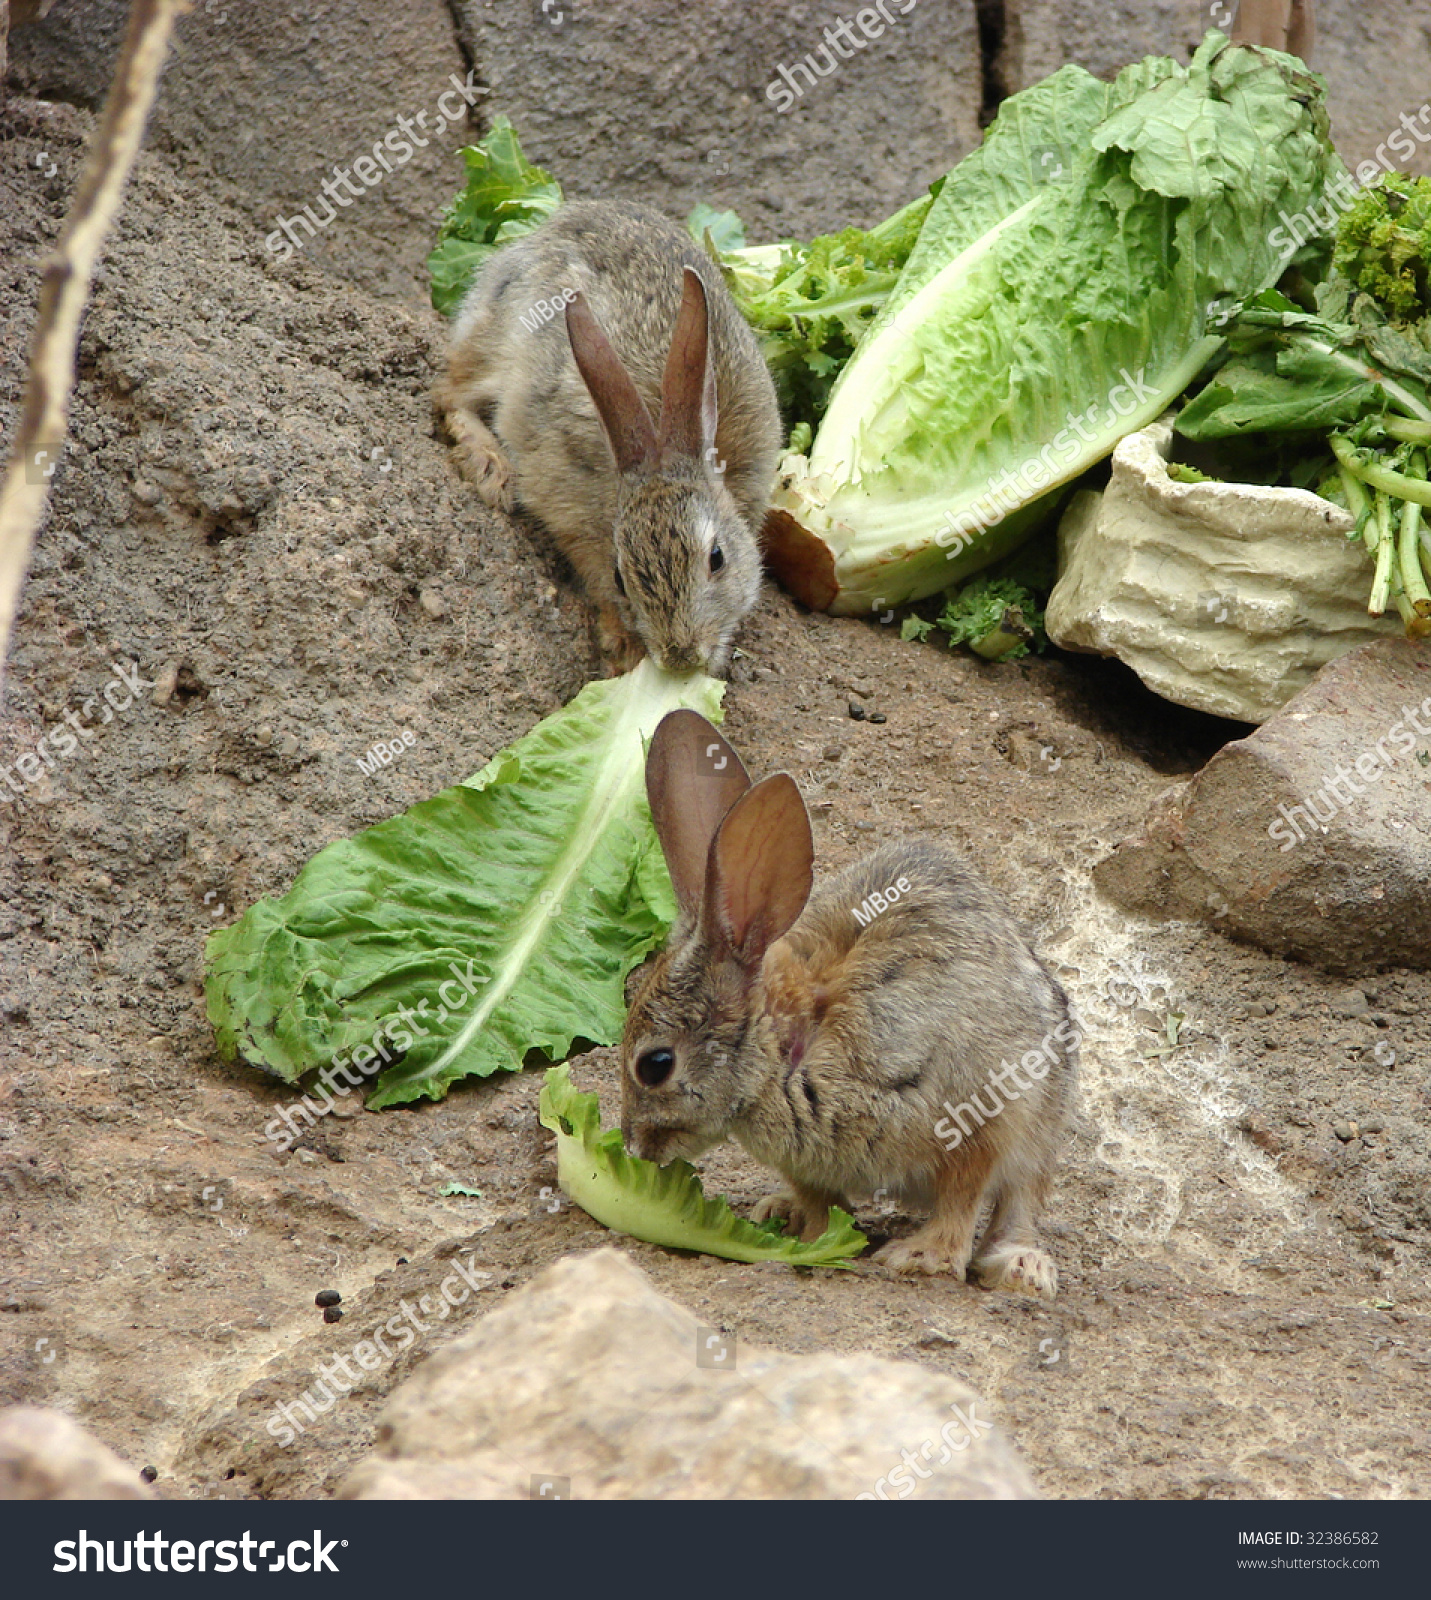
xmin=621 ymin=711 xmax=1079 ymax=1297
xmin=436 ymin=201 xmax=782 ymax=675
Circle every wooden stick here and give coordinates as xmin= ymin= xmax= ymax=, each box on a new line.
xmin=1232 ymin=0 xmax=1315 ymax=61
xmin=0 ymin=0 xmax=190 ymax=694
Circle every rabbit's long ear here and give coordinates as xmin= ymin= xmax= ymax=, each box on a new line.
xmin=645 ymin=710 xmax=751 ymax=921
xmin=657 ymin=267 xmax=718 ymax=464
xmin=566 ymin=292 xmax=660 ymax=475
xmin=705 ymin=773 xmax=814 ymax=970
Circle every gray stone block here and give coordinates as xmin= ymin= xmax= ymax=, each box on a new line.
xmin=448 ymin=0 xmax=983 ymax=242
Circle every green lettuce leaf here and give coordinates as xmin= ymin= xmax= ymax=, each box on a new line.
xmin=1176 ymin=287 xmax=1431 ymax=438
xmin=428 ymin=116 xmax=563 ymax=316
xmin=710 ymin=191 xmax=937 ymax=428
xmin=772 ymin=33 xmax=1342 ymax=615
xmin=538 ymin=1066 xmax=867 ymax=1267
xmin=205 ymin=661 xmax=723 ymax=1108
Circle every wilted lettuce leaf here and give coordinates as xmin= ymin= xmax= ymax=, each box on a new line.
xmin=709 ymin=192 xmax=937 ymax=428
xmin=539 ymin=1066 xmax=867 ymax=1267
xmin=206 ymin=662 xmax=723 ymax=1108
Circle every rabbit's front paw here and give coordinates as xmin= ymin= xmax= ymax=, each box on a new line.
xmin=875 ymin=1232 xmax=970 ymax=1280
xmin=753 ymin=1190 xmax=830 ymax=1242
xmin=446 ymin=410 xmax=514 ymax=511
xmin=972 ymin=1243 xmax=1058 ymax=1299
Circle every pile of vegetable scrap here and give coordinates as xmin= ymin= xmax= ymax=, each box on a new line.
xmin=1176 ymin=174 xmax=1431 ymax=634
xmin=429 ymin=31 xmax=1347 ymax=646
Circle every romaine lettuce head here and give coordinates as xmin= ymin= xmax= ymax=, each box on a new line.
xmin=769 ymin=32 xmax=1342 ymax=616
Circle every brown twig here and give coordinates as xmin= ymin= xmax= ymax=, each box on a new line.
xmin=1232 ymin=0 xmax=1315 ymax=61
xmin=0 ymin=0 xmax=190 ymax=694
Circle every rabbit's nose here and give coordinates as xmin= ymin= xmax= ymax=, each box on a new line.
xmin=657 ymin=646 xmax=705 ymax=676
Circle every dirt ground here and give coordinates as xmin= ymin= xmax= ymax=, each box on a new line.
xmin=2 ymin=90 xmax=1430 ymax=1503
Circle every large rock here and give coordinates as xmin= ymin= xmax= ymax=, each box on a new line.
xmin=449 ymin=0 xmax=983 ymax=243
xmin=0 ymin=1407 xmax=152 ymax=1499
xmin=340 ymin=1249 xmax=1035 ymax=1500
xmin=1045 ymin=418 xmax=1395 ymax=724
xmin=1094 ymin=637 xmax=1431 ymax=971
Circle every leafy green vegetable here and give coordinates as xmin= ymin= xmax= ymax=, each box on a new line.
xmin=1334 ymin=174 xmax=1431 ymax=323
xmin=703 ymin=192 xmax=937 ymax=428
xmin=1176 ymin=179 xmax=1431 ymax=632
xmin=900 ymin=576 xmax=1046 ymax=661
xmin=206 ymin=661 xmax=723 ymax=1107
xmin=1175 ymin=288 xmax=1431 ymax=439
xmin=427 ymin=116 xmax=562 ymax=316
xmin=768 ymin=33 xmax=1341 ymax=616
xmin=538 ymin=1066 xmax=867 ymax=1267
xmin=686 ymin=203 xmax=747 ymax=256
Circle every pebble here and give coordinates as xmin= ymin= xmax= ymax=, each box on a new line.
xmin=853 ymin=820 xmax=875 ymax=832
xmin=822 ymin=744 xmax=844 ymax=761
xmin=868 ymin=712 xmax=887 ymax=724
xmin=419 ymin=589 xmax=447 ymax=619
xmin=1332 ymin=1121 xmax=1358 ymax=1142
xmin=848 ymin=701 xmax=867 ymax=721
xmin=315 ymin=1288 xmax=342 ymax=1307
xmin=1330 ymin=988 xmax=1369 ymax=1019
xmin=140 ymin=1465 xmax=158 ymax=1483
xmin=322 ymin=1305 xmax=344 ymax=1324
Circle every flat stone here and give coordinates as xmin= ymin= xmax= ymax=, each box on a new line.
xmin=0 ymin=1407 xmax=153 ymax=1500
xmin=340 ymin=1248 xmax=1034 ymax=1501
xmin=1046 ymin=419 xmax=1396 ymax=723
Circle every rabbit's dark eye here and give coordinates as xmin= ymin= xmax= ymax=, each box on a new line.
xmin=613 ymin=564 xmax=626 ymax=596
xmin=709 ymin=544 xmax=725 ymax=574
xmin=635 ymin=1047 xmax=675 ymax=1087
